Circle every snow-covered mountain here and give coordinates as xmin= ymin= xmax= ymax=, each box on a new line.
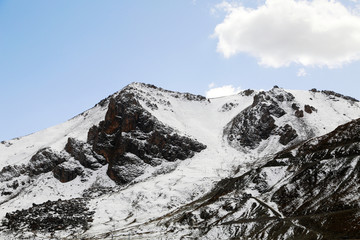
xmin=0 ymin=83 xmax=359 ymax=239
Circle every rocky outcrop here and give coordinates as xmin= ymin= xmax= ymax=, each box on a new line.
xmin=0 ymin=148 xmax=68 ymax=195
xmin=0 ymin=165 xmax=24 ymax=182
xmin=311 ymin=88 xmax=359 ymax=102
xmin=242 ymin=89 xmax=255 ymax=96
xmin=52 ymin=162 xmax=84 ymax=183
xmin=277 ymin=124 xmax=298 ymax=145
xmin=292 ymin=103 xmax=300 ymax=110
xmin=276 ymin=117 xmax=360 ymax=161
xmin=268 ymin=118 xmax=360 ymax=238
xmin=0 ymin=84 xmax=207 ymax=187
xmin=87 ymin=87 xmax=206 ymax=184
xmin=0 ymin=145 xmax=96 ymax=186
xmin=65 ymin=138 xmax=106 ymax=170
xmin=295 ymin=109 xmax=304 ymax=118
xmin=2 ymin=198 xmax=93 ymax=232
xmin=28 ymin=148 xmax=66 ymax=176
xmin=304 ymin=104 xmax=316 ymax=114
xmin=157 ymin=118 xmax=360 ymax=240
xmin=220 ymin=102 xmax=239 ymax=112
xmin=225 ymin=88 xmax=297 ymax=148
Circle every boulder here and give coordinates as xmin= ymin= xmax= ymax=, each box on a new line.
xmin=53 ymin=162 xmax=83 ymax=183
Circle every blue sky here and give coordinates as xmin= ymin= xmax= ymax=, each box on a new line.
xmin=1 ymin=0 xmax=360 ymax=140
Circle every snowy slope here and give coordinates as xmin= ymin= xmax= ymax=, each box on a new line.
xmin=0 ymin=83 xmax=359 ymax=239
xmin=0 ymin=100 xmax=109 ymax=169
xmin=82 ymin=84 xmax=360 ymax=240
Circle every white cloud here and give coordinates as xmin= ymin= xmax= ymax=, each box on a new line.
xmin=206 ymin=85 xmax=241 ymax=98
xmin=297 ymin=68 xmax=307 ymax=77
xmin=213 ymin=0 xmax=360 ymax=68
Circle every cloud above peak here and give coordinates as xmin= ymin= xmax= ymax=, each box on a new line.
xmin=213 ymin=0 xmax=360 ymax=68
xmin=206 ymin=84 xmax=241 ymax=98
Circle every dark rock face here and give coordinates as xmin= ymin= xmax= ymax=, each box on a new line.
xmin=220 ymin=102 xmax=239 ymax=112
xmin=0 ymin=145 xmax=99 ymax=185
xmin=87 ymin=87 xmax=206 ymax=184
xmin=291 ymin=103 xmax=300 ymax=110
xmin=226 ymin=89 xmax=297 ymax=148
xmin=277 ymin=124 xmax=298 ymax=145
xmin=0 ymin=83 xmax=206 ymax=187
xmin=1 ymin=177 xmax=21 ymax=196
xmin=242 ymin=89 xmax=254 ymax=96
xmin=2 ymin=198 xmax=93 ymax=232
xmin=53 ymin=162 xmax=83 ymax=183
xmin=0 ymin=148 xmax=69 ymax=195
xmin=161 ymin=118 xmax=360 ymax=240
xmin=226 ymin=104 xmax=277 ymax=148
xmin=276 ymin=118 xmax=360 ymax=161
xmin=310 ymin=89 xmax=359 ymax=102
xmin=0 ymin=165 xmax=23 ymax=182
xmin=304 ymin=104 xmax=316 ymax=114
xmin=268 ymin=118 xmax=360 ymax=238
xmin=295 ymin=109 xmax=304 ymax=118
xmin=65 ymin=138 xmax=106 ymax=170
xmin=28 ymin=148 xmax=66 ymax=176
xmin=304 ymin=105 xmax=312 ymax=113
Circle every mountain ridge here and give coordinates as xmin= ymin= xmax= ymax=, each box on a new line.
xmin=0 ymin=82 xmax=359 ymax=239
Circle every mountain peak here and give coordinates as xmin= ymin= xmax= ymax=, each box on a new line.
xmin=1 ymin=83 xmax=360 ymax=239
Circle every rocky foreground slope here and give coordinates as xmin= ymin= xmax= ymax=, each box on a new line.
xmin=0 ymin=83 xmax=359 ymax=239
